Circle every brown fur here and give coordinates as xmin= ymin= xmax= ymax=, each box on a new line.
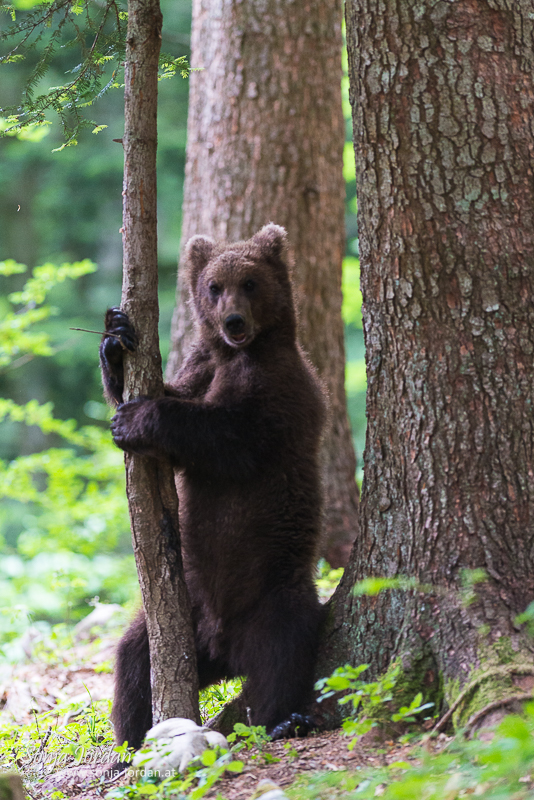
xmin=100 ymin=224 xmax=326 ymax=748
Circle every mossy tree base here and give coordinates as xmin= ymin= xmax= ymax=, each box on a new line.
xmin=315 ymin=0 xmax=534 ymax=734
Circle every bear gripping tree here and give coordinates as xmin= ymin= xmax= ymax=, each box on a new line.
xmin=102 ymin=226 xmax=326 ymax=748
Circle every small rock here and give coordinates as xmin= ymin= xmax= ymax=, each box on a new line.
xmin=248 ymin=779 xmax=289 ymax=799
xmin=132 ymin=717 xmax=229 ymax=776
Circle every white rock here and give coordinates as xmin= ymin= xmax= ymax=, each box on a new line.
xmin=132 ymin=717 xmax=229 ymax=777
xmin=146 ymin=718 xmax=200 ymax=739
xmin=249 ymin=779 xmax=289 ymax=799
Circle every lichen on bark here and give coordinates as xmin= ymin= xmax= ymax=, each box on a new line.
xmin=321 ymin=2 xmax=534 ymax=716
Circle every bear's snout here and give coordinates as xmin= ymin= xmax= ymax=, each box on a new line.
xmin=224 ymin=313 xmax=248 ymax=344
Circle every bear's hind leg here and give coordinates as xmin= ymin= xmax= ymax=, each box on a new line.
xmin=233 ymin=589 xmax=322 ymax=738
xmin=111 ymin=611 xmax=152 ymax=750
xmin=112 ymin=614 xmax=234 ymax=750
xmin=197 ymin=648 xmax=234 ymax=690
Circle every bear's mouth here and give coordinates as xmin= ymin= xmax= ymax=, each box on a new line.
xmin=229 ymin=332 xmax=247 ymax=344
xmin=223 ymin=331 xmax=250 ymax=348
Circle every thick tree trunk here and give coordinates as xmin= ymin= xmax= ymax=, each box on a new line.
xmin=319 ymin=0 xmax=534 ymax=728
xmin=166 ymin=0 xmax=359 ymax=567
xmin=121 ymin=0 xmax=199 ymax=726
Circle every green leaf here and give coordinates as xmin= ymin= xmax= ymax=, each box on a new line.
xmin=201 ymin=748 xmax=217 ymax=766
xmin=136 ymin=785 xmax=159 ymax=795
xmin=0 ymin=259 xmax=27 ymax=276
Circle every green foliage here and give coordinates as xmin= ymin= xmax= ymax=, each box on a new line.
xmin=352 ymin=571 xmax=490 ymax=607
xmin=0 ymin=260 xmax=136 ymax=641
xmin=0 ymin=434 xmax=127 ymax=557
xmin=0 ymin=0 xmax=191 ymax=145
xmin=342 ymin=257 xmax=365 ymax=434
xmin=185 ymin=746 xmax=243 ymax=798
xmin=199 ymin=677 xmax=243 ymax=724
xmin=341 ymin=257 xmax=362 ymax=330
xmin=284 ymin=741 xmax=298 ymax=760
xmin=515 ymin=601 xmax=534 ymax=635
xmin=0 ymin=258 xmax=96 ymax=368
xmin=459 ymin=568 xmax=489 ymax=608
xmin=288 ymin=705 xmax=534 ymax=799
xmin=390 ymin=693 xmax=435 ymax=725
xmin=0 ymin=692 xmax=115 ymax=776
xmin=0 ymin=0 xmax=127 ymax=144
xmin=0 ymin=555 xmax=135 ymax=647
xmin=158 ymin=54 xmax=192 ymax=81
xmin=315 ymin=559 xmax=344 ymax=601
xmin=316 ymin=662 xmax=433 ymax=749
xmin=352 ymin=577 xmax=420 ymax=597
xmin=227 ymin=722 xmax=279 ymax=764
xmin=109 ymin=747 xmax=243 ymax=800
xmin=340 ymin=25 xmax=366 ymax=467
xmin=115 ymin=721 xmax=279 ymax=800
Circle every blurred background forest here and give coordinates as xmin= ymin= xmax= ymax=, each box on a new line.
xmin=0 ymin=0 xmax=363 ymax=653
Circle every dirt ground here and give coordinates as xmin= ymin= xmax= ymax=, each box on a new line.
xmin=0 ymin=616 xmax=416 ymax=800
xmin=28 ymin=727 xmax=414 ymax=800
xmin=202 ymin=730 xmax=412 ymax=800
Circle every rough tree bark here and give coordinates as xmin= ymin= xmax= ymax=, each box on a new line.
xmin=319 ymin=0 xmax=534 ymax=729
xmin=166 ymin=0 xmax=359 ymax=567
xmin=121 ymin=0 xmax=199 ymax=726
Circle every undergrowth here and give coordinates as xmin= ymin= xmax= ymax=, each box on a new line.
xmin=107 ymin=724 xmax=274 ymax=800
xmin=316 ymin=660 xmax=435 ymax=747
xmin=1 ymin=568 xmax=533 ymax=800
xmin=0 ymin=694 xmax=116 ymax=777
xmin=288 ymin=705 xmax=534 ymax=799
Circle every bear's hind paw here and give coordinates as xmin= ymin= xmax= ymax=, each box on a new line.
xmin=269 ymin=713 xmax=316 ymax=740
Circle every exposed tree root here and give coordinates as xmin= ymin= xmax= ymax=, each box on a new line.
xmin=428 ymin=664 xmax=534 ymax=737
xmin=463 ymin=693 xmax=534 ymax=736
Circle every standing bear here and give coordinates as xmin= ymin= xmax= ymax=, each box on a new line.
xmin=100 ymin=224 xmax=326 ymax=749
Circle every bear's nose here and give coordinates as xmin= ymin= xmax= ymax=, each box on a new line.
xmin=224 ymin=314 xmax=246 ymax=336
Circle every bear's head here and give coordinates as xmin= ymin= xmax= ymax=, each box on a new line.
xmin=184 ymin=224 xmax=297 ymax=350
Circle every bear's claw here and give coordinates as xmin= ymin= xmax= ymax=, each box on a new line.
xmin=270 ymin=713 xmax=316 ymax=740
xmin=102 ymin=307 xmax=138 ymax=359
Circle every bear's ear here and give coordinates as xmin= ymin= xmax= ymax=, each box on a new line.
xmin=252 ymin=223 xmax=288 ymax=260
xmin=184 ymin=235 xmax=215 ymax=288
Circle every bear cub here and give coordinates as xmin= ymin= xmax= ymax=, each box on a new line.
xmin=100 ymin=224 xmax=326 ymax=748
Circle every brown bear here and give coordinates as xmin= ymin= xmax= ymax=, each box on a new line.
xmin=100 ymin=224 xmax=326 ymax=749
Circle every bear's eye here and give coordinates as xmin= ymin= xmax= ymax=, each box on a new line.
xmin=209 ymin=283 xmax=221 ymax=298
xmin=243 ymin=279 xmax=256 ymax=292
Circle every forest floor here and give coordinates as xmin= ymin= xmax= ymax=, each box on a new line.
xmin=0 ymin=611 xmax=419 ymax=800
xmin=30 ymin=728 xmax=413 ymax=800
xmin=199 ymin=730 xmax=412 ymax=800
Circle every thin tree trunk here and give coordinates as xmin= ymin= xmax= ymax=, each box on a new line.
xmin=166 ymin=0 xmax=359 ymax=568
xmin=319 ymin=0 xmax=534 ymax=728
xmin=121 ymin=0 xmax=199 ymax=726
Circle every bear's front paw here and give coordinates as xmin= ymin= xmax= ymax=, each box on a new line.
xmin=111 ymin=398 xmax=162 ymax=458
xmin=102 ymin=307 xmax=138 ymax=364
xmin=269 ymin=713 xmax=316 ymax=740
